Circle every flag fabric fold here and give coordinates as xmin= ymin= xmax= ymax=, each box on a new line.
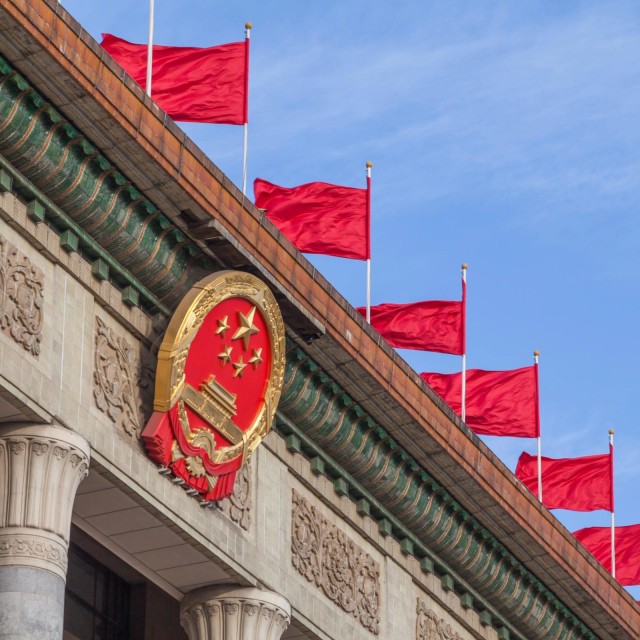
xmin=101 ymin=34 xmax=247 ymax=124
xmin=574 ymin=524 xmax=640 ymax=586
xmin=357 ymin=300 xmax=464 ymax=354
xmin=516 ymin=451 xmax=612 ymax=511
xmin=421 ymin=366 xmax=538 ymax=436
xmin=254 ymin=178 xmax=369 ymax=260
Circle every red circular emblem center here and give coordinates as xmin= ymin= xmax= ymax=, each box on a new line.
xmin=184 ymin=297 xmax=272 ymax=447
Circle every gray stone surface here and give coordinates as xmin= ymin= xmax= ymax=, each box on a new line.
xmin=0 ymin=566 xmax=65 ymax=639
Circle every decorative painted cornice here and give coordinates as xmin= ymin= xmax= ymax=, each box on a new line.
xmin=0 ymin=56 xmax=213 ymax=310
xmin=279 ymin=345 xmax=596 ymax=640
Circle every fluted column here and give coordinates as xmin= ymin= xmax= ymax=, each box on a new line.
xmin=180 ymin=585 xmax=291 ymax=640
xmin=0 ymin=423 xmax=90 ymax=640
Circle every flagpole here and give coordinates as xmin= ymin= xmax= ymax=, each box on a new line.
xmin=242 ymin=22 xmax=252 ymax=196
xmin=366 ymin=161 xmax=372 ymax=322
xmin=609 ymin=428 xmax=615 ymax=579
xmin=461 ymin=263 xmax=467 ymax=421
xmin=242 ymin=123 xmax=249 ymax=196
xmin=534 ymin=350 xmax=542 ymax=501
xmin=146 ymin=0 xmax=155 ymax=96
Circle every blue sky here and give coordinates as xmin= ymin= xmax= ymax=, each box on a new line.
xmin=62 ymin=0 xmax=640 ymax=599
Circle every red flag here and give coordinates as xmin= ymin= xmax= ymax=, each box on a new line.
xmin=254 ymin=178 xmax=369 ymax=260
xmin=421 ymin=366 xmax=538 ymax=436
xmin=516 ymin=452 xmax=612 ymax=511
xmin=101 ymin=34 xmax=247 ymax=124
xmin=574 ymin=524 xmax=640 ymax=586
xmin=357 ymin=299 xmax=464 ymax=354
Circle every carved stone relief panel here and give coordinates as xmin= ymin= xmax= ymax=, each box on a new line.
xmin=291 ymin=489 xmax=380 ymax=635
xmin=218 ymin=459 xmax=252 ymax=530
xmin=93 ymin=316 xmax=155 ymax=438
xmin=416 ymin=599 xmax=464 ymax=640
xmin=0 ymin=234 xmax=44 ymax=356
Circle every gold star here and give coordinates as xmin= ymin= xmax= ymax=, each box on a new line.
xmin=215 ymin=315 xmax=230 ymax=337
xmin=217 ymin=345 xmax=232 ymax=367
xmin=232 ymin=307 xmax=259 ymax=350
xmin=233 ymin=357 xmax=247 ymax=378
xmin=248 ymin=348 xmax=263 ymax=369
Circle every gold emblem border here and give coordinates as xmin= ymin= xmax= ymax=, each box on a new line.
xmin=154 ymin=270 xmax=286 ymax=465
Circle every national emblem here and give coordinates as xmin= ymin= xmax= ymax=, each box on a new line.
xmin=141 ymin=271 xmax=285 ymax=500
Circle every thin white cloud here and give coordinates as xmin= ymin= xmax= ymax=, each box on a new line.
xmin=248 ymin=2 xmax=640 ymax=217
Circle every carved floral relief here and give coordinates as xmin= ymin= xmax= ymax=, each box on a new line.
xmin=0 ymin=533 xmax=68 ymax=573
xmin=218 ymin=460 xmax=252 ymax=530
xmin=0 ymin=235 xmax=44 ymax=355
xmin=93 ymin=316 xmax=154 ymax=437
xmin=416 ymin=599 xmax=464 ymax=640
xmin=291 ymin=489 xmax=380 ymax=634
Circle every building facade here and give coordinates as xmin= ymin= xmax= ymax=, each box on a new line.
xmin=0 ymin=1 xmax=638 ymax=639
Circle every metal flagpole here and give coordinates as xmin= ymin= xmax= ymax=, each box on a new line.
xmin=366 ymin=161 xmax=372 ymax=322
xmin=609 ymin=428 xmax=616 ymax=579
xmin=242 ymin=22 xmax=252 ymax=196
xmin=146 ymin=0 xmax=155 ymax=96
xmin=461 ymin=264 xmax=467 ymax=421
xmin=242 ymin=127 xmax=248 ymax=196
xmin=366 ymin=260 xmax=371 ymax=322
xmin=534 ymin=350 xmax=542 ymax=501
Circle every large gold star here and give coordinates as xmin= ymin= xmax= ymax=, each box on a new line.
xmin=232 ymin=307 xmax=259 ymax=350
xmin=215 ymin=315 xmax=230 ymax=337
xmin=233 ymin=356 xmax=247 ymax=378
xmin=217 ymin=345 xmax=232 ymax=367
xmin=248 ymin=348 xmax=263 ymax=370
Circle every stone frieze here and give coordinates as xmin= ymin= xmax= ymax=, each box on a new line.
xmin=93 ymin=316 xmax=152 ymax=437
xmin=0 ymin=234 xmax=43 ymax=356
xmin=218 ymin=460 xmax=252 ymax=531
xmin=291 ymin=489 xmax=380 ymax=635
xmin=416 ymin=599 xmax=463 ymax=640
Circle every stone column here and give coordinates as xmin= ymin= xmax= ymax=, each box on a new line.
xmin=0 ymin=423 xmax=90 ymax=640
xmin=180 ymin=585 xmax=291 ymax=640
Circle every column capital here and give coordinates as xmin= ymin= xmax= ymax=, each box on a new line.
xmin=181 ymin=584 xmax=291 ymax=640
xmin=0 ymin=423 xmax=90 ymax=579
